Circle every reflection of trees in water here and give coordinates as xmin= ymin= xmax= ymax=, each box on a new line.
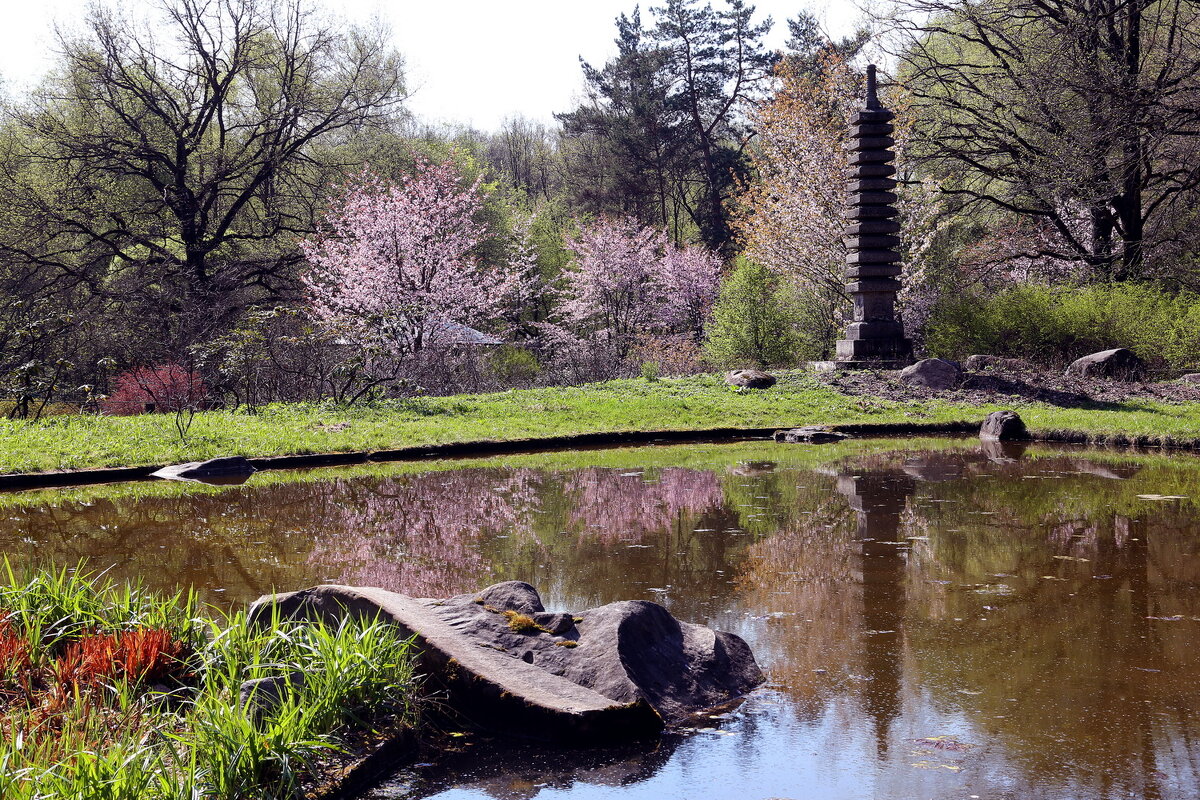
xmin=905 ymin=506 xmax=1200 ymax=799
xmin=563 ymin=468 xmax=724 ymax=544
xmin=734 ymin=468 xmax=915 ymax=758
xmin=480 ymin=467 xmax=736 ymax=618
xmin=734 ymin=445 xmax=1200 ymax=799
xmin=0 ymin=465 xmax=730 ymax=605
xmin=0 ymin=485 xmax=346 ymax=603
xmin=734 ymin=477 xmax=859 ymax=705
xmin=306 ymin=466 xmax=728 ymax=602
xmin=305 ymin=469 xmax=544 ymax=597
xmin=8 ymin=443 xmax=1200 ymax=798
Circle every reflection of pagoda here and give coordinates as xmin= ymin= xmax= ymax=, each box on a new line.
xmin=837 ymin=470 xmax=915 ymax=757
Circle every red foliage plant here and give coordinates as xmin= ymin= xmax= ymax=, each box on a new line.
xmin=53 ymin=629 xmax=185 ymax=689
xmin=0 ymin=613 xmax=31 ymax=680
xmin=101 ymin=363 xmax=206 ymax=416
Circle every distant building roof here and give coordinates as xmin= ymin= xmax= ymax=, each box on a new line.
xmin=430 ymin=321 xmax=503 ymax=346
xmin=331 ymin=320 xmax=504 ymax=348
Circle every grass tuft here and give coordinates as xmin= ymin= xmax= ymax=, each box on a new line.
xmin=0 ymin=559 xmax=422 ymax=800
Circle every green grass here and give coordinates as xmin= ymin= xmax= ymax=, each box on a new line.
xmin=0 ymin=562 xmax=421 ymax=800
xmin=1 ymin=370 xmax=1198 ymax=474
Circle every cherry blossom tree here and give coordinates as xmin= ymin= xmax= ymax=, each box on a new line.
xmin=736 ymin=54 xmax=860 ymax=355
xmin=559 ymin=216 xmax=665 ymax=358
xmin=557 ymin=216 xmax=721 ymax=364
xmin=301 ymin=158 xmax=511 ymax=361
xmin=657 ymin=242 xmax=722 ymax=339
xmin=500 ymin=212 xmax=547 ymax=334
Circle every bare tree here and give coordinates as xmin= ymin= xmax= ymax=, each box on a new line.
xmin=882 ymin=0 xmax=1200 ymax=281
xmin=487 ymin=115 xmax=562 ymax=201
xmin=0 ymin=0 xmax=406 ymax=350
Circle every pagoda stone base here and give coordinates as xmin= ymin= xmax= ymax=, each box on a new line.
xmin=811 ymin=359 xmax=911 ymax=372
xmin=834 ymin=335 xmax=913 ymax=369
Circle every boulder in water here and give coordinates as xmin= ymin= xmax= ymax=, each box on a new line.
xmin=980 ymin=410 xmax=1028 ymax=442
xmin=248 ymin=581 xmax=764 ymax=741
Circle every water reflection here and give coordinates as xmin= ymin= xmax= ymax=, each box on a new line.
xmin=2 ymin=440 xmax=1200 ymax=799
xmin=387 ymin=736 xmax=680 ymax=800
xmin=838 ymin=469 xmax=914 ymax=758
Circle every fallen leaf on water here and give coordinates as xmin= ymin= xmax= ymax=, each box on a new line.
xmin=1053 ymin=555 xmax=1090 ymax=562
xmin=911 ymin=759 xmax=965 ymax=771
xmin=1137 ymin=494 xmax=1187 ymax=500
xmin=912 ymin=736 xmax=976 ymax=752
xmin=1146 ymin=615 xmax=1185 ymax=621
xmin=1041 ymin=575 xmax=1067 ymax=581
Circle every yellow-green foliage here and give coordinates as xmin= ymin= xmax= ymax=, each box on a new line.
xmin=502 ymin=610 xmax=546 ymax=634
xmin=925 ymin=283 xmax=1200 ymax=371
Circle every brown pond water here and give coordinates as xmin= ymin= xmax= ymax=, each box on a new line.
xmin=2 ymin=437 xmax=1200 ymax=799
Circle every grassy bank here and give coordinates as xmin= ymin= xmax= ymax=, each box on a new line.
xmin=0 ymin=564 xmax=420 ymax=800
xmin=2 ymin=371 xmax=1199 ymax=475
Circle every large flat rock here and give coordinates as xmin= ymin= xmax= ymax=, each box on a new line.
xmin=249 ymin=582 xmax=763 ymax=742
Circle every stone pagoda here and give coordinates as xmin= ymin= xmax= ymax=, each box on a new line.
xmin=835 ymin=65 xmax=913 ymax=369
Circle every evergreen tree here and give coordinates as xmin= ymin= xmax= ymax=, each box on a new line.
xmin=559 ymin=1 xmax=776 ymax=252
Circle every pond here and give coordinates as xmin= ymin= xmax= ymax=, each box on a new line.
xmin=2 ymin=437 xmax=1199 ymax=799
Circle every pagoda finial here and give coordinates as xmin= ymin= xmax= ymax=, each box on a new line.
xmin=865 ymin=64 xmax=882 ymax=110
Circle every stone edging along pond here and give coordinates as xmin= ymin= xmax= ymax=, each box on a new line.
xmin=3 ymin=418 xmax=1199 ymax=492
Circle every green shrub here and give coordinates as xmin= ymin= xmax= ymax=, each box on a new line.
xmin=923 ymin=283 xmax=1200 ymax=372
xmin=640 ymin=361 xmax=660 ymax=382
xmin=705 ymin=257 xmax=802 ymax=369
xmin=487 ymin=345 xmax=541 ymax=384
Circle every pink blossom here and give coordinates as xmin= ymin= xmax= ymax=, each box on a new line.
xmin=558 ymin=216 xmax=721 ymax=356
xmin=301 ymin=159 xmax=512 ymax=355
xmin=657 ymin=243 xmax=722 ymax=338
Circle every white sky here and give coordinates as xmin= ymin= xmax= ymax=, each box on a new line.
xmin=0 ymin=0 xmax=863 ymax=131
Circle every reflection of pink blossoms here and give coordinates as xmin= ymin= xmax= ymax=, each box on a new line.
xmin=306 ymin=469 xmax=544 ymax=597
xmin=306 ymin=466 xmax=725 ymax=594
xmin=564 ymin=468 xmax=725 ymax=544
